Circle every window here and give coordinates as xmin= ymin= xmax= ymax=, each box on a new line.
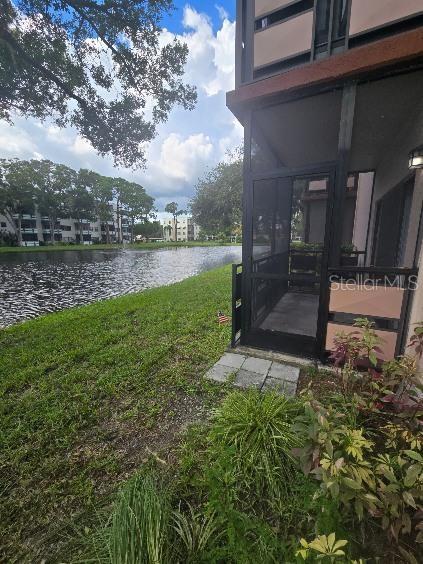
xmin=0 ymin=222 xmax=6 ymax=228
xmin=255 ymin=0 xmax=314 ymax=31
xmin=314 ymin=0 xmax=348 ymax=57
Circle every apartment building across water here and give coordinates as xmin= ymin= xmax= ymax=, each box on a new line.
xmin=0 ymin=206 xmax=131 ymax=246
xmin=161 ymin=216 xmax=201 ymax=242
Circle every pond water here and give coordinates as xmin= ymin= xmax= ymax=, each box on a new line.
xmin=0 ymin=246 xmax=242 ymax=328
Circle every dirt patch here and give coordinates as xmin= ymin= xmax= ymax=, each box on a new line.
xmin=297 ymin=367 xmax=342 ymax=398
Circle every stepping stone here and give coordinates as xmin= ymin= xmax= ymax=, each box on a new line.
xmin=218 ymin=352 xmax=246 ymax=370
xmin=268 ymin=362 xmax=300 ymax=383
xmin=233 ymin=369 xmax=266 ymax=389
xmin=242 ymin=357 xmax=272 ymax=375
xmin=204 ymin=363 xmax=235 ymax=383
xmin=262 ymin=377 xmax=297 ymax=396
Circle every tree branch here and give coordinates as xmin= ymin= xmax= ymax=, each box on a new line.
xmin=0 ymin=26 xmax=90 ymax=110
xmin=64 ymin=0 xmax=142 ymax=91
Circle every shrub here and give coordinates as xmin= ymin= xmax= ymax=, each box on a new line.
xmin=210 ymin=390 xmax=301 ymax=502
xmin=293 ymin=320 xmax=423 ymax=558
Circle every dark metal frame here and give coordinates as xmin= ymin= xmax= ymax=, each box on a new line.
xmin=414 ymin=203 xmax=423 ymax=267
xmin=231 ymin=263 xmax=243 ymax=347
xmin=241 ymin=165 xmax=336 ymax=358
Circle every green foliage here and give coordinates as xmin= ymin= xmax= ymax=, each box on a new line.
xmin=0 ymin=158 xmax=38 ymax=244
xmin=134 ymin=220 xmax=163 ymax=239
xmin=210 ymin=390 xmax=301 ymax=502
xmin=190 ymin=147 xmax=243 ymax=237
xmin=0 ymin=157 xmax=156 ymax=245
xmin=296 ymin=533 xmax=349 ymax=562
xmin=172 ymin=504 xmax=219 ymax=563
xmin=294 ymin=319 xmax=423 ymax=559
xmin=0 ymin=0 xmax=196 ymax=168
xmin=108 ymin=473 xmax=171 ymax=564
xmin=373 ymin=450 xmax=423 ymax=543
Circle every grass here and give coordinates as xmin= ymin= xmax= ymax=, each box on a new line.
xmin=0 ymin=265 xmax=233 ymax=562
xmin=0 ymin=240 xmax=240 ymax=254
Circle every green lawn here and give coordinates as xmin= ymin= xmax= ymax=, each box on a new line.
xmin=0 ymin=266 xmax=233 ymax=562
xmin=0 ymin=241 xmax=239 ymax=254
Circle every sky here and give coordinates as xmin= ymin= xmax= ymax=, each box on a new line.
xmin=0 ymin=1 xmax=241 ymax=215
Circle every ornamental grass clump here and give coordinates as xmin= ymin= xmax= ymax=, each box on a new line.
xmin=210 ymin=389 xmax=302 ymax=502
xmin=108 ymin=473 xmax=171 ymax=564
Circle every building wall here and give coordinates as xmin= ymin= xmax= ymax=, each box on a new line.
xmin=160 ymin=217 xmax=200 ymax=242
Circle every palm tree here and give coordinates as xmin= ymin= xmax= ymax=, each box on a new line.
xmin=164 ymin=202 xmax=186 ymax=242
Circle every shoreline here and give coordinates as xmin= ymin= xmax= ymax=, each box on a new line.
xmin=0 ymin=241 xmax=240 ymax=254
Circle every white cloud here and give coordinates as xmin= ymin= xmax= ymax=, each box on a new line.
xmin=0 ymin=121 xmax=41 ymax=158
xmin=158 ymin=132 xmax=213 ymax=181
xmin=179 ymin=6 xmax=235 ymax=97
xmin=71 ymin=136 xmax=96 ymax=156
xmin=216 ymin=5 xmax=229 ymax=21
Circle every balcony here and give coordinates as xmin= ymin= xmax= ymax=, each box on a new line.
xmin=236 ymin=0 xmax=423 ymax=85
xmin=13 ymin=214 xmax=36 ymax=220
xmin=231 ymin=69 xmax=423 ymax=360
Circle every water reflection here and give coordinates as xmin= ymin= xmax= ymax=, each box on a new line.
xmin=0 ymin=246 xmax=242 ymax=328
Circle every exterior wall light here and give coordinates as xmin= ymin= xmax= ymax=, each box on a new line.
xmin=409 ymin=144 xmax=423 ymax=169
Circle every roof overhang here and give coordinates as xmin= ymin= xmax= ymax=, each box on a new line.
xmin=227 ymin=27 xmax=423 ymax=123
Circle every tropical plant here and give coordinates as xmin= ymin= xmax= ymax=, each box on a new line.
xmin=164 ymin=202 xmax=186 ymax=243
xmin=294 ymin=319 xmax=423 ymax=557
xmin=373 ymin=450 xmax=423 ymax=544
xmin=210 ymin=390 xmax=301 ymax=502
xmin=172 ymin=504 xmax=219 ymax=563
xmin=296 ymin=533 xmax=349 ymax=562
xmin=408 ymin=323 xmax=423 ymax=359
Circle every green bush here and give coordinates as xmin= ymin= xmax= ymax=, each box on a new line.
xmin=293 ymin=320 xmax=423 ymax=560
xmin=210 ymin=390 xmax=302 ymax=503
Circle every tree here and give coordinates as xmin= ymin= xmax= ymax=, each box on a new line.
xmin=35 ymin=160 xmax=76 ymax=245
xmin=120 ymin=181 xmax=155 ymax=243
xmin=79 ymin=169 xmax=114 ymax=243
xmin=190 ymin=148 xmax=243 ymax=238
xmin=134 ymin=220 xmax=163 ymax=240
xmin=164 ymin=201 xmax=186 ymax=242
xmin=67 ymin=176 xmax=95 ymax=244
xmin=0 ymin=0 xmax=197 ymax=168
xmin=113 ymin=177 xmax=127 ymax=244
xmin=0 ymin=159 xmax=38 ymax=245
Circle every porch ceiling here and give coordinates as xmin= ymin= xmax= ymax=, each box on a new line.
xmin=349 ymin=71 xmax=423 ymax=170
xmin=254 ymin=89 xmax=342 ymax=168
